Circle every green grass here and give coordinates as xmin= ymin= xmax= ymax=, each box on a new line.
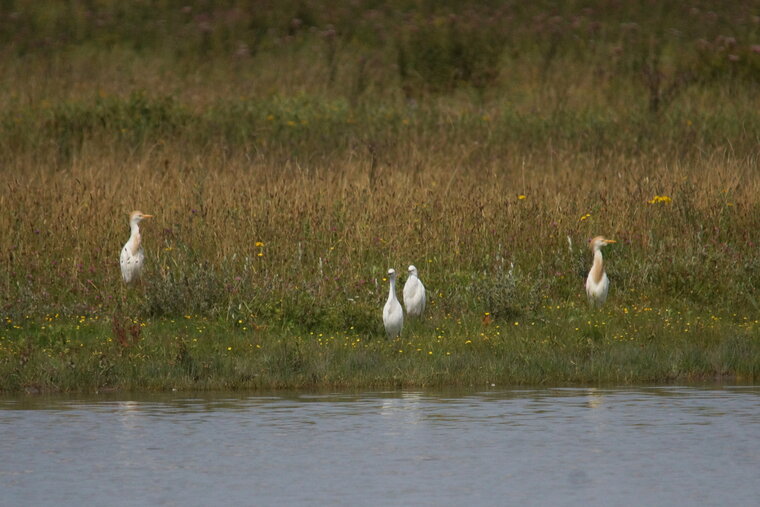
xmin=0 ymin=1 xmax=759 ymax=391
xmin=2 ymin=304 xmax=758 ymax=393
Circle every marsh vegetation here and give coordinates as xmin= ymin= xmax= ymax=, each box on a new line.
xmin=1 ymin=1 xmax=758 ymax=391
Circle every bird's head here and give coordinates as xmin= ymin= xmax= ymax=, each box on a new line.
xmin=387 ymin=268 xmax=396 ymax=280
xmin=129 ymin=210 xmax=154 ymax=226
xmin=408 ymin=265 xmax=418 ymax=277
xmin=589 ymin=236 xmax=616 ymax=250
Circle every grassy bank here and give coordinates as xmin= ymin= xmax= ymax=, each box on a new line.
xmin=2 ymin=305 xmax=759 ymax=393
xmin=0 ymin=1 xmax=759 ymax=391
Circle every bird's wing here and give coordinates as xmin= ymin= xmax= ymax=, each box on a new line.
xmin=120 ymin=245 xmax=130 ymax=264
xmin=403 ymin=278 xmax=418 ymax=300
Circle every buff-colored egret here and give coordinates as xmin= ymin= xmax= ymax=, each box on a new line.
xmin=383 ymin=268 xmax=404 ymax=338
xmin=403 ymin=265 xmax=426 ymax=318
xmin=120 ymin=210 xmax=154 ymax=284
xmin=585 ymin=236 xmax=616 ymax=307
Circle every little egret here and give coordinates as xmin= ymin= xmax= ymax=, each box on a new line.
xmin=120 ymin=210 xmax=153 ymax=284
xmin=585 ymin=236 xmax=616 ymax=308
xmin=403 ymin=265 xmax=426 ymax=318
xmin=383 ymin=268 xmax=404 ymax=338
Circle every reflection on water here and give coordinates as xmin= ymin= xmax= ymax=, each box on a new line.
xmin=1 ymin=385 xmax=759 ymax=506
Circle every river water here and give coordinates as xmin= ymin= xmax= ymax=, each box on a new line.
xmin=1 ymin=385 xmax=758 ymax=506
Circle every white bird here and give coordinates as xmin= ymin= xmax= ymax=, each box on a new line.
xmin=383 ymin=268 xmax=404 ymax=338
xmin=120 ymin=210 xmax=154 ymax=284
xmin=403 ymin=265 xmax=426 ymax=318
xmin=585 ymin=236 xmax=616 ymax=308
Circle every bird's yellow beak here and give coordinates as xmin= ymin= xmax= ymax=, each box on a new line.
xmin=142 ymin=214 xmax=154 ymax=219
xmin=606 ymin=239 xmax=616 ymax=243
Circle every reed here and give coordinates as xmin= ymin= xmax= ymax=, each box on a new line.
xmin=0 ymin=1 xmax=758 ymax=391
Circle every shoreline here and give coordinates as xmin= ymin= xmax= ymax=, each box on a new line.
xmin=2 ymin=311 xmax=758 ymax=394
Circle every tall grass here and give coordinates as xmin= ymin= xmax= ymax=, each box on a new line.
xmin=0 ymin=1 xmax=758 ymax=390
xmin=1 ymin=109 xmax=758 ymax=327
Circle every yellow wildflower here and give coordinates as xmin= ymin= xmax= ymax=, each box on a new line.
xmin=647 ymin=195 xmax=672 ymax=204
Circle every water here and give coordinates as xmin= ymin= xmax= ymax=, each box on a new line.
xmin=1 ymin=386 xmax=759 ymax=506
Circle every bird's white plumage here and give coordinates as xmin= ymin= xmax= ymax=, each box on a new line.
xmin=120 ymin=243 xmax=145 ymax=284
xmin=383 ymin=268 xmax=404 ymax=338
xmin=585 ymin=236 xmax=615 ymax=307
xmin=586 ymin=268 xmax=609 ymax=307
xmin=120 ymin=211 xmax=153 ymax=284
xmin=403 ymin=265 xmax=426 ymax=317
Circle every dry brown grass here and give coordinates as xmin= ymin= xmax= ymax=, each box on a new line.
xmin=2 ymin=137 xmax=759 ymax=326
xmin=0 ymin=0 xmax=758 ymax=328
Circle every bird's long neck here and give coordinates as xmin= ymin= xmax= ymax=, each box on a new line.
xmin=590 ymin=248 xmax=604 ymax=284
xmin=128 ymin=222 xmax=142 ymax=255
xmin=388 ymin=277 xmax=397 ymax=302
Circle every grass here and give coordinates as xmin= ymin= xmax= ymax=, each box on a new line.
xmin=0 ymin=0 xmax=759 ymax=392
xmin=2 ymin=305 xmax=758 ymax=393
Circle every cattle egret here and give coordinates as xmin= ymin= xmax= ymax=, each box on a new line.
xmin=403 ymin=265 xmax=426 ymax=317
xmin=120 ymin=210 xmax=153 ymax=284
xmin=383 ymin=268 xmax=404 ymax=338
xmin=585 ymin=236 xmax=616 ymax=307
